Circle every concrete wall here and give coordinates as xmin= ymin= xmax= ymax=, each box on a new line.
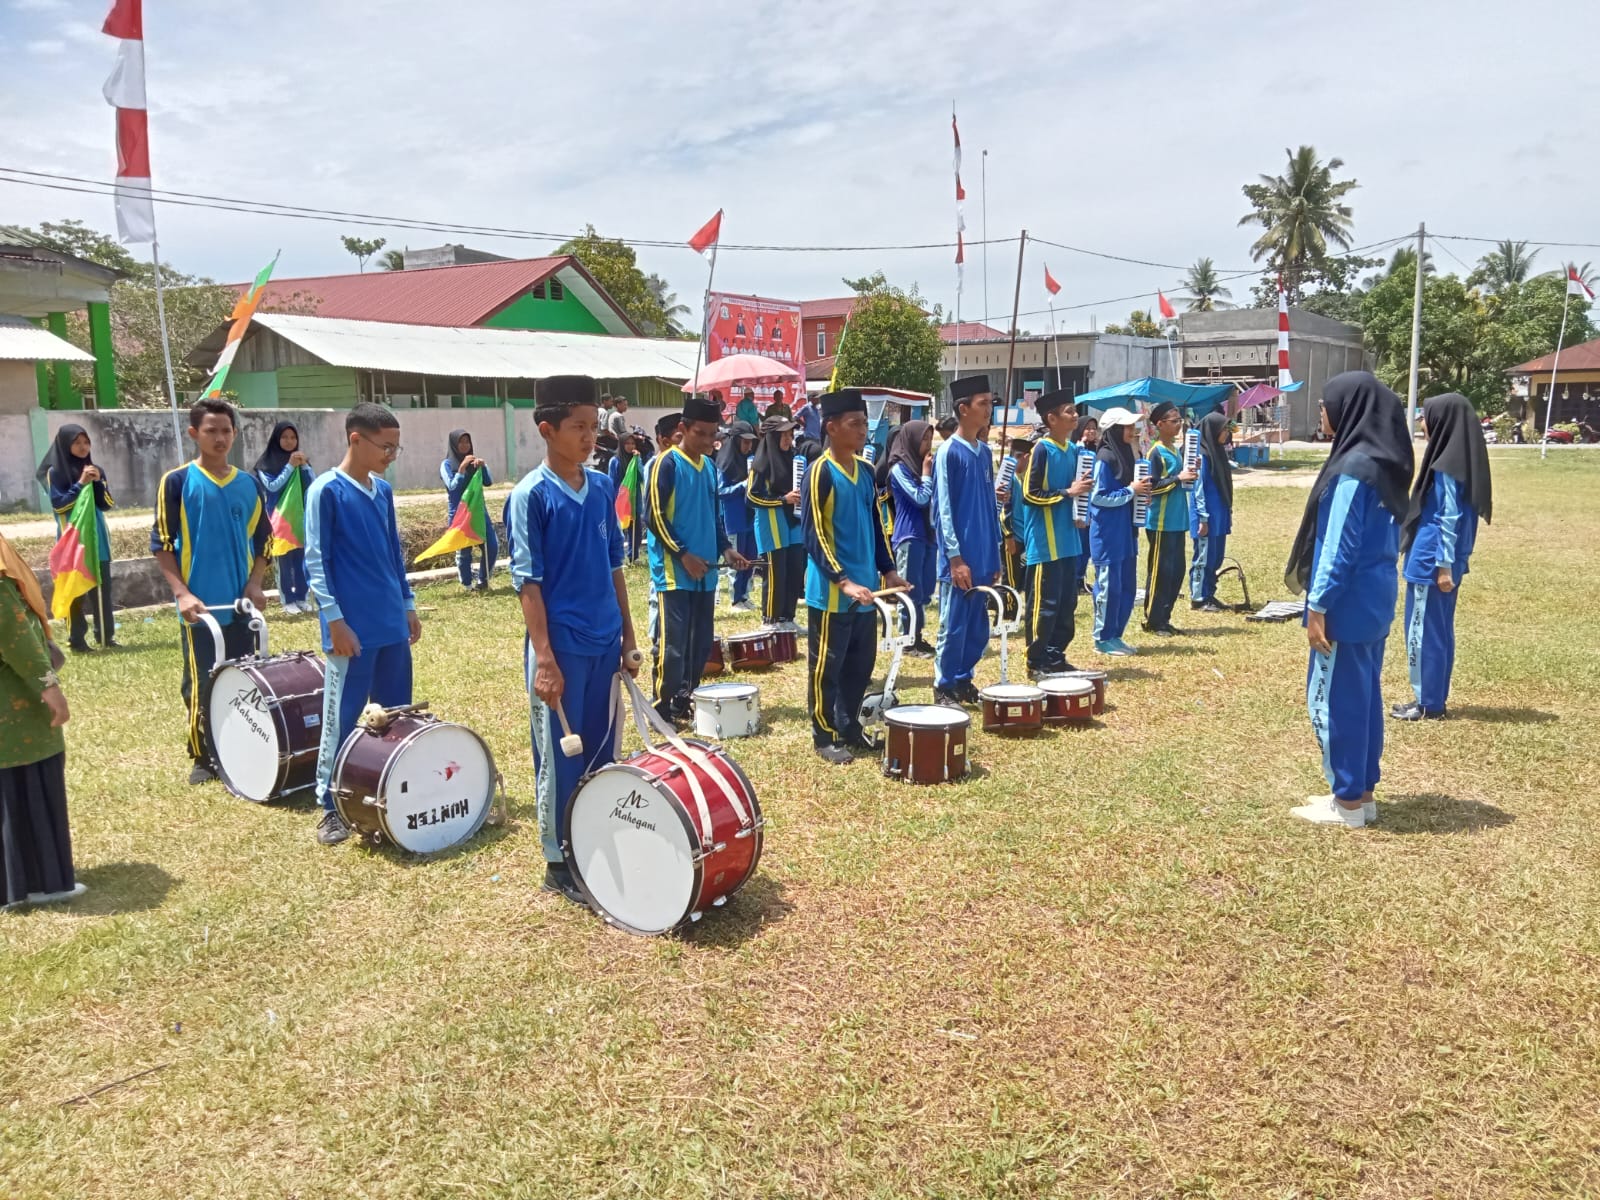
xmin=0 ymin=361 xmax=38 ymax=416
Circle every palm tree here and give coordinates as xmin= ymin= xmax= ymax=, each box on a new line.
xmin=1383 ymin=246 xmax=1435 ymax=278
xmin=1181 ymin=257 xmax=1233 ymax=311
xmin=376 ymin=248 xmax=407 ymax=272
xmin=1237 ymin=146 xmax=1358 ymax=296
xmin=644 ymin=272 xmax=692 ymax=336
xmin=1469 ymin=240 xmax=1537 ymax=292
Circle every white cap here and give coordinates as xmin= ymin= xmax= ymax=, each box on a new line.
xmin=1099 ymin=406 xmax=1140 ymax=428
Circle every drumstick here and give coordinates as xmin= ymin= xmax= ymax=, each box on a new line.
xmin=554 ymin=700 xmax=583 ymax=757
xmin=624 ymin=648 xmax=644 ymax=667
xmin=871 ymin=586 xmax=912 ymax=597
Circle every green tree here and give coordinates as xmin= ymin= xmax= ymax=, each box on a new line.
xmin=556 ymin=225 xmax=669 ymax=335
xmin=1238 ymin=146 xmax=1358 ymax=299
xmin=1104 ymin=309 xmax=1163 ymax=338
xmin=643 ymin=272 xmax=692 ymax=337
xmin=1468 ymin=240 xmax=1538 ymax=293
xmin=830 ymin=276 xmax=943 ymax=395
xmin=340 ymin=235 xmax=387 ymax=272
xmin=1181 ymin=258 xmax=1233 ymax=311
xmin=376 ymin=248 xmax=407 ymax=272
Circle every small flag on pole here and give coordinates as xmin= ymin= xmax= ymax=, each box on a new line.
xmin=688 ymin=211 xmax=722 ymax=256
xmin=102 ymin=0 xmax=154 ymax=244
xmin=267 ymin=467 xmax=306 ymax=558
xmin=415 ymin=471 xmax=487 ymax=563
xmin=616 ymin=455 xmax=640 ymax=531
xmin=49 ymin=488 xmax=102 ymax=621
xmin=201 ymin=253 xmax=278 ymax=400
xmin=1044 ymin=264 xmax=1062 ymax=297
xmin=1567 ymin=265 xmax=1594 ymax=301
xmin=953 ymin=109 xmax=966 ymax=291
xmin=1157 ymin=291 xmax=1176 ymax=320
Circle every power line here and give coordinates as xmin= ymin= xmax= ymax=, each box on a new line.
xmin=1431 ymin=233 xmax=1600 ymax=251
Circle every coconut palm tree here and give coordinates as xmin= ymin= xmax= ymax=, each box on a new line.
xmin=376 ymin=248 xmax=407 ymax=272
xmin=1237 ymin=146 xmax=1358 ymax=296
xmin=1469 ymin=240 xmax=1537 ymax=292
xmin=644 ymin=273 xmax=692 ymax=336
xmin=1181 ymin=257 xmax=1233 ymax=311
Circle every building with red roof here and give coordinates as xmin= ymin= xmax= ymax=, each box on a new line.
xmin=1507 ymin=335 xmax=1600 ymax=427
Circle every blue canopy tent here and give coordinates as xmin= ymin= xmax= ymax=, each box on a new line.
xmin=1076 ymin=377 xmax=1235 ymax=418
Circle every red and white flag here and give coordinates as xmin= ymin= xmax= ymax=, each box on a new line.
xmin=688 ymin=210 xmax=722 ymax=256
xmin=1157 ymin=291 xmax=1176 ymax=320
xmin=1044 ymin=264 xmax=1062 ymax=297
xmin=102 ymin=0 xmax=154 ymax=245
xmin=953 ymin=110 xmax=966 ymax=292
xmin=1567 ymin=265 xmax=1594 ymax=301
xmin=1276 ymin=275 xmax=1293 ymax=389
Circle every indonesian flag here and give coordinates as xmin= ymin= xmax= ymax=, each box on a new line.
xmin=102 ymin=0 xmax=154 ymax=244
xmin=688 ymin=210 xmax=722 ymax=256
xmin=1044 ymin=264 xmax=1062 ymax=297
xmin=1157 ymin=291 xmax=1176 ymax=320
xmin=1277 ymin=275 xmax=1293 ymax=389
xmin=267 ymin=465 xmax=306 ymax=558
xmin=49 ymin=487 xmax=102 ymax=621
xmin=201 ymin=253 xmax=278 ymax=400
xmin=953 ymin=110 xmax=966 ymax=291
xmin=415 ymin=470 xmax=487 ymax=562
xmin=1567 ymin=265 xmax=1595 ymax=301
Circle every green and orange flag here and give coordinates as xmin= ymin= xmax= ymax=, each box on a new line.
xmin=268 ymin=467 xmax=306 ymax=558
xmin=616 ymin=454 xmax=640 ymax=530
xmin=200 ymin=252 xmax=278 ymax=400
xmin=415 ymin=470 xmax=487 ymax=563
xmin=49 ymin=487 xmax=101 ymax=620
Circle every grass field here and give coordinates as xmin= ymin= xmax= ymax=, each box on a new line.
xmin=3 ymin=452 xmax=1599 ymax=1198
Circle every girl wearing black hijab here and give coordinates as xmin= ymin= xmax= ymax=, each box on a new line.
xmin=1285 ymin=371 xmax=1414 ymax=829
xmin=607 ymin=431 xmax=645 ymax=563
xmin=747 ymin=414 xmax=804 ymax=629
xmin=37 ymin=424 xmax=115 ymax=651
xmin=878 ymin=419 xmax=936 ymax=653
xmin=1086 ymin=408 xmax=1150 ymax=655
xmin=716 ymin=419 xmax=759 ymax=610
xmin=1187 ymin=410 xmax=1235 ymax=612
xmin=440 ymin=429 xmax=497 ymax=590
xmin=1393 ymin=392 xmax=1492 ymax=722
xmin=253 ymin=421 xmax=314 ymax=613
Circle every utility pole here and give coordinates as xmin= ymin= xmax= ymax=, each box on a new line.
xmin=1405 ymin=222 xmax=1426 ymax=435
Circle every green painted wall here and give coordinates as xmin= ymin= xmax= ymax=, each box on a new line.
xmin=275 ymin=365 xmax=359 ymax=408
xmin=483 ymin=288 xmax=609 ymax=335
xmin=86 ymin=301 xmax=119 ymax=409
xmin=229 ymin=369 xmax=281 ymax=409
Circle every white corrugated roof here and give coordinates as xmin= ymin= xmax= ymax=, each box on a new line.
xmin=250 ymin=313 xmax=699 ymax=380
xmin=0 ymin=315 xmax=95 ymax=362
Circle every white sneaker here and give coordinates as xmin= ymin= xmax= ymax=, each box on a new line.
xmin=731 ymin=600 xmax=757 ymax=613
xmin=1291 ymin=795 xmax=1366 ymax=828
xmin=1363 ymin=800 xmax=1377 ymax=825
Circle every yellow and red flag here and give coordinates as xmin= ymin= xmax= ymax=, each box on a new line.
xmin=415 ymin=470 xmax=487 ymax=562
xmin=49 ymin=487 xmax=101 ymax=620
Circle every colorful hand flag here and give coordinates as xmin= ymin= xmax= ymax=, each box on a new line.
xmin=616 ymin=455 xmax=640 ymax=530
xmin=49 ymin=487 xmax=102 ymax=621
xmin=268 ymin=467 xmax=306 ymax=558
xmin=1567 ymin=265 xmax=1595 ymax=301
xmin=1157 ymin=291 xmax=1176 ymax=320
xmin=202 ymin=253 xmax=278 ymax=400
xmin=688 ymin=211 xmax=723 ymax=255
xmin=1044 ymin=264 xmax=1062 ymax=296
xmin=415 ymin=470 xmax=487 ymax=563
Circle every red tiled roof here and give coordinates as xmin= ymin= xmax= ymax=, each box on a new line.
xmin=805 ymin=355 xmax=837 ymax=381
xmin=244 ymin=255 xmax=638 ymax=333
xmin=800 ymin=297 xmax=859 ymax=322
xmin=940 ymin=321 xmax=1007 ymax=342
xmin=1508 ymin=336 xmax=1600 ymax=374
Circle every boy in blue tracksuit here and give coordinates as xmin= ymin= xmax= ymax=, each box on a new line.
xmin=803 ymin=389 xmax=907 ymax=764
xmin=507 ymin=375 xmax=641 ymax=904
xmin=1287 ymin=372 xmax=1413 ymax=829
xmin=933 ymin=375 xmax=1003 ymax=705
xmin=1020 ymin=392 xmax=1095 ymax=676
xmin=1188 ymin=411 xmax=1234 ymax=612
xmin=305 ymin=403 xmax=421 ymax=846
xmin=646 ymin=396 xmax=750 ymax=723
xmin=880 ymin=420 xmax=937 ymax=655
xmin=440 ymin=429 xmax=497 ymax=589
xmin=1087 ymin=407 xmax=1151 ymax=656
xmin=1394 ymin=392 xmax=1491 ymax=722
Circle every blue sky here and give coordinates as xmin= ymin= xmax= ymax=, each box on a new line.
xmin=2 ymin=0 xmax=1596 ymax=331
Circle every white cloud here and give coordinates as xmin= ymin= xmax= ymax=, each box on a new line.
xmin=11 ymin=0 xmax=67 ymax=11
xmin=26 ymin=37 xmax=64 ymax=54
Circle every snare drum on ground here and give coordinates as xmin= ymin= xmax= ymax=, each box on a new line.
xmin=332 ymin=714 xmax=497 ymax=854
xmin=1039 ymin=676 xmax=1095 ymax=725
xmin=882 ymin=704 xmax=970 ymax=784
xmin=206 ymin=652 xmax=326 ymax=803
xmin=725 ymin=631 xmax=778 ymax=671
xmin=692 ymin=682 xmax=761 ymax=739
xmin=980 ymin=683 xmax=1045 ymax=735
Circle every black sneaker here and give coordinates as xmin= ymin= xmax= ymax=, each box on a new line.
xmin=542 ymin=863 xmax=589 ymax=906
xmin=1143 ymin=624 xmax=1176 ymax=638
xmin=1196 ymin=601 xmax=1227 ymax=614
xmin=815 ymin=744 xmax=855 ymax=765
xmin=188 ymin=762 xmax=217 ymax=785
xmin=846 ymin=732 xmax=882 ymax=754
xmin=956 ymin=681 xmax=982 ymax=704
xmin=908 ymin=639 xmax=937 ymax=659
xmin=316 ymin=809 xmax=351 ymax=845
xmin=69 ymin=640 xmax=93 ymax=654
xmin=932 ymin=687 xmax=965 ymax=708
xmin=1027 ymin=665 xmax=1063 ymax=681
xmin=1390 ymin=702 xmax=1447 ymax=722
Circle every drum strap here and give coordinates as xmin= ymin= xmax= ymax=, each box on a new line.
xmin=619 ymin=673 xmax=754 ymax=834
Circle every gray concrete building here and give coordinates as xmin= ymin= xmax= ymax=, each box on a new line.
xmin=940 ymin=331 xmax=1173 ymax=415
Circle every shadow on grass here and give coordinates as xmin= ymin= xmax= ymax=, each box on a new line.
xmin=366 ymin=818 xmax=519 ymax=866
xmin=681 ymin=874 xmax=793 ymax=948
xmin=1130 ymin=642 xmax=1214 ymax=657
xmin=1102 ymin=665 xmax=1159 ymax=684
xmin=1379 ymin=793 xmax=1515 ymax=835
xmin=1169 ymin=625 xmax=1245 ymax=638
xmin=66 ymin=862 xmax=178 ymax=915
xmin=1446 ymin=705 xmax=1558 ymax=726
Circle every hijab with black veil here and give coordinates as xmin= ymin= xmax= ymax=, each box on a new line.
xmin=1401 ymin=392 xmax=1492 ymax=556
xmin=751 ymin=415 xmax=797 ymax=501
xmin=253 ymin=420 xmax=301 ymax=477
xmin=715 ymin=419 xmax=757 ymax=486
xmin=1196 ymin=411 xmax=1234 ymax=513
xmin=877 ymin=419 xmax=930 ymax=490
xmin=1285 ymin=371 xmax=1414 ymax=593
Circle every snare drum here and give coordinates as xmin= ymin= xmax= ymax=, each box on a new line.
xmin=703 ymin=638 xmax=725 ymax=677
xmin=1040 ymin=676 xmax=1095 ymax=725
xmin=882 ymin=705 xmax=970 ymax=784
xmin=205 ymin=652 xmax=326 ymax=803
xmin=725 ymin=630 xmax=777 ymax=671
xmin=768 ymin=627 xmax=798 ymax=664
xmin=692 ymin=682 xmax=760 ymax=739
xmin=564 ymin=740 xmax=762 ymax=936
xmin=332 ymin=714 xmax=497 ymax=854
xmin=1061 ymin=669 xmax=1107 ymax=715
xmin=980 ymin=683 xmax=1046 ymax=735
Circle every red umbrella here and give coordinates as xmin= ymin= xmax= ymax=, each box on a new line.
xmin=679 ymin=353 xmax=800 ymax=394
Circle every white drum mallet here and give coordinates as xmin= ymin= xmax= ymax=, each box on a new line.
xmin=554 ymin=700 xmax=583 ymax=758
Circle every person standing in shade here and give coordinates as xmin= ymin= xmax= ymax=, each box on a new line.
xmin=791 ymin=390 xmax=822 ymax=444
xmin=642 ymin=413 xmax=683 ymax=649
xmin=606 ymin=393 xmax=631 ymax=442
xmin=1393 ymin=392 xmax=1492 ymax=722
xmin=1188 ymin=411 xmax=1234 ymax=613
xmin=151 ymin=399 xmax=271 ymax=785
xmin=0 ymin=528 xmax=81 ymax=909
xmin=736 ymin=388 xmax=761 ymax=430
xmin=607 ymin=431 xmax=646 ymax=564
xmin=1087 ymin=407 xmax=1150 ymax=657
xmin=440 ymin=430 xmax=497 ymax=591
xmin=1285 ymin=372 xmax=1413 ymax=828
xmin=37 ymin=425 xmax=116 ymax=652
xmin=932 ymin=375 xmax=1003 ymax=707
xmin=1020 ymin=392 xmax=1094 ymax=676
xmin=254 ymin=421 xmax=313 ymax=614
xmin=879 ymin=419 xmax=937 ymax=657
xmin=748 ymin=413 xmax=805 ymax=632
xmin=715 ymin=419 xmax=759 ymax=611
xmin=305 ymin=404 xmax=422 ymax=846
xmin=646 ymin=395 xmax=749 ymax=723
xmin=803 ymin=389 xmax=906 ymax=763
xmin=1140 ymin=401 xmax=1196 ymax=636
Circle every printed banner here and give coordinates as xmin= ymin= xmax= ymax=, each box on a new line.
xmin=705 ymin=291 xmax=802 ymax=411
